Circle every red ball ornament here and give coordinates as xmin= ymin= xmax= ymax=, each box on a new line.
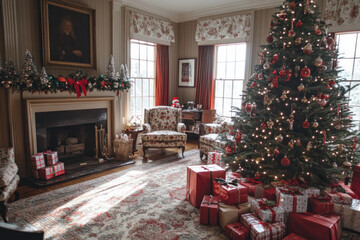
xmin=278 ymin=11 xmax=287 ymax=21
xmin=329 ymin=80 xmax=335 ymax=87
xmin=261 ymin=123 xmax=267 ymax=129
xmin=290 ymin=2 xmax=296 ymax=9
xmin=315 ymin=29 xmax=322 ymax=35
xmin=288 ymin=30 xmax=295 ymax=37
xmin=273 ymin=148 xmax=280 ymax=156
xmin=266 ymin=35 xmax=274 ymax=43
xmin=302 ymin=120 xmax=310 ymax=129
xmin=303 ymin=43 xmax=313 ymax=55
xmin=279 ymin=69 xmax=287 ymax=76
xmin=255 ymin=172 xmax=261 ymax=180
xmin=281 ymin=156 xmax=291 ymax=167
xmin=300 ymin=67 xmax=311 ymax=77
xmin=296 ymin=20 xmax=303 ymax=28
xmin=225 ymin=145 xmax=232 ymax=154
xmin=235 ymin=130 xmax=242 ymax=143
xmin=245 ymin=103 xmax=252 ymax=113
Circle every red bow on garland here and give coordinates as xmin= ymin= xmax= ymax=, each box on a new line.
xmin=67 ymin=77 xmax=88 ymax=98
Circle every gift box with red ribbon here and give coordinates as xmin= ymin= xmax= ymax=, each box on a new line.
xmin=31 ymin=153 xmax=45 ymax=170
xmin=228 ymin=172 xmax=248 ymax=183
xmin=219 ymin=202 xmax=251 ymax=229
xmin=334 ymin=199 xmax=360 ymax=233
xmin=351 ymin=164 xmax=360 ymax=198
xmin=241 ymin=180 xmax=264 ymax=199
xmin=225 ymin=222 xmax=250 ymax=240
xmin=300 ymin=187 xmax=320 ymax=198
xmin=186 ymin=165 xmax=226 ymax=208
xmin=287 ymin=213 xmax=340 ymax=240
xmin=53 ymin=161 xmax=65 ymax=176
xmin=264 ymin=187 xmax=276 ymax=201
xmin=200 ymin=195 xmax=219 ymax=225
xmin=39 ymin=166 xmax=54 ymax=180
xmin=282 ymin=233 xmax=307 ymax=240
xmin=214 ymin=179 xmax=248 ymax=205
xmin=324 ymin=190 xmax=353 ymax=205
xmin=338 ymin=182 xmax=358 ymax=199
xmin=45 ymin=151 xmax=58 ymax=166
xmin=207 ymin=152 xmax=223 ymax=167
xmin=308 ymin=196 xmax=334 ymax=215
xmin=276 ymin=187 xmax=308 ymax=213
xmin=250 ymin=198 xmax=284 ymax=223
xmin=241 ymin=213 xmax=285 ymax=240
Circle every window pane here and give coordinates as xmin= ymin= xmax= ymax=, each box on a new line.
xmin=135 ymin=79 xmax=142 ymax=95
xmin=218 ymin=46 xmax=226 ymax=62
xmin=149 ymin=79 xmax=154 ymax=97
xmin=148 ymin=46 xmax=155 ymax=61
xmin=338 ymin=33 xmax=357 ymax=58
xmin=140 ymin=60 xmax=147 ymax=77
xmin=136 ymin=97 xmax=142 ymax=115
xmin=224 ymin=81 xmax=232 ymax=98
xmin=223 ymin=98 xmax=232 ymax=117
xmin=236 ymin=44 xmax=246 ymax=61
xmin=235 ymin=62 xmax=246 ymax=79
xmin=140 ymin=44 xmax=147 ymax=60
xmin=226 ymin=62 xmax=235 ymax=79
xmin=350 ymin=106 xmax=360 ymax=121
xmin=233 ymin=81 xmax=243 ymax=98
xmin=214 ymin=98 xmax=223 ymax=116
xmin=150 ymin=97 xmax=155 ymax=108
xmin=353 ymin=59 xmax=360 ymax=80
xmin=227 ymin=45 xmax=236 ymax=62
xmin=143 ymin=78 xmax=149 ymax=96
xmin=131 ymin=43 xmax=139 ymax=59
xmin=232 ymin=98 xmax=241 ymax=109
xmin=217 ymin=62 xmax=226 ymax=79
xmin=131 ymin=59 xmax=139 ymax=77
xmin=356 ymin=34 xmax=360 ymax=58
xmin=215 ymin=80 xmax=224 ymax=98
xmin=148 ymin=61 xmax=155 ymax=78
xmin=143 ymin=96 xmax=149 ymax=109
xmin=338 ymin=59 xmax=354 ymax=80
xmin=349 ymin=85 xmax=360 ymax=105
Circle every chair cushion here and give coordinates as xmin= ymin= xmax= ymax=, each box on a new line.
xmin=0 ymin=162 xmax=18 ymax=188
xmin=199 ymin=134 xmax=226 ymax=149
xmin=142 ymin=141 xmax=186 ymax=148
xmin=0 ymin=174 xmax=19 ymax=201
xmin=142 ymin=130 xmax=187 ymax=142
xmin=0 ymin=148 xmax=15 ymax=167
xmin=147 ymin=108 xmax=179 ymax=131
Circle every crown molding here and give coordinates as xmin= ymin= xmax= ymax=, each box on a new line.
xmin=120 ymin=0 xmax=282 ymax=23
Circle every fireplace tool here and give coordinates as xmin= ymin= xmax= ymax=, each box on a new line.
xmin=95 ymin=124 xmax=109 ymax=160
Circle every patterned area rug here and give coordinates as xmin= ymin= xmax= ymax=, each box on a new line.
xmin=9 ymin=150 xmax=227 ymax=240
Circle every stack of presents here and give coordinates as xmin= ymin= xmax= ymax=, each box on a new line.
xmin=186 ymin=152 xmax=360 ymax=240
xmin=31 ymin=151 xmax=65 ymax=180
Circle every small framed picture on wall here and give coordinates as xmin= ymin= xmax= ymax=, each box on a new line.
xmin=178 ymin=58 xmax=196 ymax=87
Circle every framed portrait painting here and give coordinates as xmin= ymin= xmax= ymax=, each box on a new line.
xmin=178 ymin=58 xmax=196 ymax=87
xmin=41 ymin=0 xmax=96 ymax=68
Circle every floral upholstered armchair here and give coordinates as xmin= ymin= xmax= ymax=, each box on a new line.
xmin=142 ymin=106 xmax=187 ymax=157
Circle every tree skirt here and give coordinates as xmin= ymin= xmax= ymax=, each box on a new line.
xmin=9 ymin=150 xmax=227 ymax=240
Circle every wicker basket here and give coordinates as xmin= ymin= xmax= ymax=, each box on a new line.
xmin=113 ymin=138 xmax=133 ymax=161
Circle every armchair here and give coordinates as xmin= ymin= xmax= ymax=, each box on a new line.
xmin=141 ymin=106 xmax=187 ymax=157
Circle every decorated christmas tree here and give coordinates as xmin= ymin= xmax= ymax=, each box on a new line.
xmin=224 ymin=0 xmax=360 ymax=188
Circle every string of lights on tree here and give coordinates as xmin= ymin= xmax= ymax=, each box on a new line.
xmin=0 ymin=50 xmax=132 ymax=98
xmin=221 ymin=0 xmax=360 ymax=188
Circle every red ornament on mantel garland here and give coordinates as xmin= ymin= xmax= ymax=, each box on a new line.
xmin=281 ymin=156 xmax=291 ymax=167
xmin=300 ymin=67 xmax=311 ymax=77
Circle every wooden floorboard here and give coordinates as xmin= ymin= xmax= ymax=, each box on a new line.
xmin=13 ymin=138 xmax=200 ymax=201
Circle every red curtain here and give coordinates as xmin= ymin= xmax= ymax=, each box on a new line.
xmin=155 ymin=44 xmax=169 ymax=106
xmin=195 ymin=45 xmax=215 ymax=110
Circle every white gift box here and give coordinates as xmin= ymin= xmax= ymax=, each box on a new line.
xmin=250 ymin=198 xmax=284 ymax=223
xmin=207 ymin=152 xmax=223 ymax=167
xmin=241 ymin=213 xmax=285 ymax=240
xmin=46 ymin=151 xmax=58 ymax=166
xmin=333 ymin=199 xmax=360 ymax=232
xmin=276 ymin=187 xmax=308 ymax=213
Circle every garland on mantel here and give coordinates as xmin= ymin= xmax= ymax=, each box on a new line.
xmin=0 ymin=50 xmax=132 ymax=98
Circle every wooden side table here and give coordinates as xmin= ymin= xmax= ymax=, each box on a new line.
xmin=124 ymin=128 xmax=143 ymax=154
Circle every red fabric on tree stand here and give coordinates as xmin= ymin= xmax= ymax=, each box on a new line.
xmin=155 ymin=45 xmax=169 ymax=106
xmin=200 ymin=195 xmax=219 ymax=225
xmin=195 ymin=45 xmax=215 ymax=110
xmin=308 ymin=197 xmax=334 ymax=214
xmin=351 ymin=164 xmax=360 ymax=198
xmin=185 ymin=165 xmax=226 ymax=208
xmin=282 ymin=233 xmax=307 ymax=240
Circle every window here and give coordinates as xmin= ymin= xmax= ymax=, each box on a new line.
xmin=336 ymin=32 xmax=360 ymax=129
xmin=130 ymin=39 xmax=156 ymax=123
xmin=214 ymin=43 xmax=247 ymax=118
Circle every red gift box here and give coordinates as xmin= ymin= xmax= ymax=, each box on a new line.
xmin=214 ymin=181 xmax=248 ymax=205
xmin=225 ymin=222 xmax=250 ymax=240
xmin=351 ymin=164 xmax=360 ymax=198
xmin=39 ymin=166 xmax=54 ymax=180
xmin=200 ymin=195 xmax=219 ymax=225
xmin=53 ymin=161 xmax=65 ymax=176
xmin=186 ymin=165 xmax=226 ymax=208
xmin=287 ymin=213 xmax=340 ymax=240
xmin=45 ymin=151 xmax=58 ymax=166
xmin=241 ymin=182 xmax=264 ymax=199
xmin=264 ymin=187 xmax=276 ymax=201
xmin=339 ymin=181 xmax=358 ymax=199
xmin=31 ymin=153 xmax=45 ymax=170
xmin=308 ymin=197 xmax=334 ymax=214
xmin=282 ymin=233 xmax=307 ymax=240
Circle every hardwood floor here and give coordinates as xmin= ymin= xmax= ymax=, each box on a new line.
xmin=13 ymin=138 xmax=200 ymax=201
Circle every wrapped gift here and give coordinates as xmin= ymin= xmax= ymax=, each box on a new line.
xmin=219 ymin=202 xmax=251 ymax=229
xmin=334 ymin=199 xmax=360 ymax=232
xmin=351 ymin=164 xmax=360 ymax=197
xmin=338 ymin=182 xmax=358 ymax=199
xmin=287 ymin=213 xmax=340 ymax=240
xmin=186 ymin=165 xmax=226 ymax=208
xmin=207 ymin=152 xmax=223 ymax=167
xmin=300 ymin=187 xmax=320 ymax=198
xmin=276 ymin=187 xmax=308 ymax=213
xmin=250 ymin=198 xmax=284 ymax=223
xmin=282 ymin=233 xmax=307 ymax=240
xmin=308 ymin=196 xmax=334 ymax=214
xmin=214 ymin=179 xmax=248 ymax=204
xmin=200 ymin=195 xmax=219 ymax=225
xmin=241 ymin=213 xmax=285 ymax=240
xmin=31 ymin=153 xmax=45 ymax=170
xmin=39 ymin=166 xmax=54 ymax=180
xmin=225 ymin=222 xmax=250 ymax=240
xmin=264 ymin=187 xmax=276 ymax=201
xmin=324 ymin=190 xmax=352 ymax=205
xmin=45 ymin=151 xmax=58 ymax=166
xmin=53 ymin=162 xmax=65 ymax=176
xmin=241 ymin=182 xmax=264 ymax=199
xmin=228 ymin=172 xmax=247 ymax=183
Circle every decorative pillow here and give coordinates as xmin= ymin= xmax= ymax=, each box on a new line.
xmin=148 ymin=108 xmax=178 ymax=131
xmin=0 ymin=162 xmax=18 ymax=188
xmin=0 ymin=148 xmax=15 ymax=168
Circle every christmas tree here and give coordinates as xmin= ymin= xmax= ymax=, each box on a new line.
xmin=224 ymin=0 xmax=360 ymax=188
xmin=21 ymin=49 xmax=39 ymax=90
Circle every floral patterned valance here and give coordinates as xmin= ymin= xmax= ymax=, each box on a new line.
xmin=195 ymin=13 xmax=252 ymax=44
xmin=130 ymin=11 xmax=175 ymax=45
xmin=324 ymin=0 xmax=360 ymax=31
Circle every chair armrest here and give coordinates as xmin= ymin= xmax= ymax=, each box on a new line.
xmin=177 ymin=123 xmax=186 ymax=133
xmin=203 ymin=123 xmax=222 ymax=134
xmin=143 ymin=123 xmax=151 ymax=133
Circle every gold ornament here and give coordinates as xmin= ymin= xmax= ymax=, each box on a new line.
xmin=301 ymin=96 xmax=308 ymax=103
xmin=307 ymin=142 xmax=313 ymax=151
xmin=281 ymin=90 xmax=288 ymax=101
xmin=297 ymin=84 xmax=305 ymax=91
xmin=267 ymin=119 xmax=274 ymax=129
xmin=275 ymin=134 xmax=284 ymax=142
xmin=295 ymin=38 xmax=302 ymax=45
xmin=314 ymin=57 xmax=323 ymax=67
xmin=303 ymin=43 xmax=313 ymax=54
xmin=312 ymin=121 xmax=319 ymax=128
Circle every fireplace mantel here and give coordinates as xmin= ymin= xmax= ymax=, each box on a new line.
xmin=25 ymin=97 xmax=116 ymax=158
